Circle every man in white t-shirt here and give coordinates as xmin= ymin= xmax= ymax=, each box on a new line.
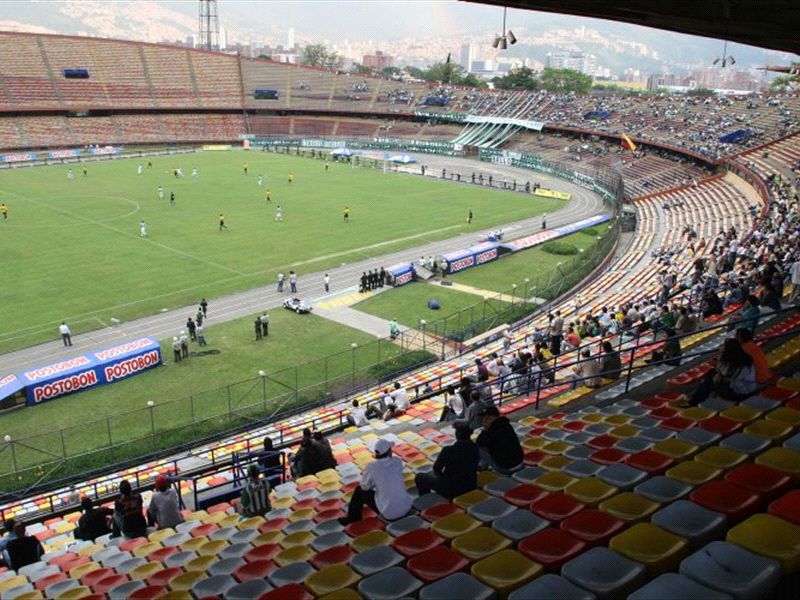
xmin=383 ymin=381 xmax=409 ymax=420
xmin=59 ymin=322 xmax=72 ymax=347
xmin=339 ymin=438 xmax=412 ymax=525
xmin=347 ymin=399 xmax=369 ymax=427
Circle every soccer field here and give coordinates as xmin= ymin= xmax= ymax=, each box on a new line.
xmin=0 ymin=151 xmax=559 ymax=352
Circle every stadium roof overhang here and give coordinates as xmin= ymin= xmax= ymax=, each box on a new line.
xmin=464 ymin=0 xmax=800 ymax=55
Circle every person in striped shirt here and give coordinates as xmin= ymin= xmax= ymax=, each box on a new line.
xmin=238 ymin=465 xmax=271 ymax=517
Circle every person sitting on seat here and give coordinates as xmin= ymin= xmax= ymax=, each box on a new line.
xmin=684 ymin=338 xmax=757 ymax=407
xmin=339 ymin=438 xmax=412 ymax=525
xmin=736 ymin=328 xmax=773 ymax=385
xmin=74 ymin=497 xmax=113 ymax=542
xmin=476 ymin=406 xmax=523 ymax=475
xmin=598 ymin=341 xmax=622 ymax=380
xmin=5 ymin=523 xmax=43 ymax=571
xmin=383 ymin=381 xmax=410 ymax=420
xmin=238 ymin=464 xmax=271 ymax=518
xmin=415 ymin=425 xmax=479 ymax=499
xmin=147 ymin=476 xmax=184 ymax=530
xmin=258 ymin=436 xmax=284 ymax=488
xmin=112 ymin=480 xmax=147 ymax=539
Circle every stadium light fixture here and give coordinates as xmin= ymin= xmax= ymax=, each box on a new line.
xmin=492 ymin=7 xmax=517 ymax=50
xmin=713 ymin=40 xmax=736 ymax=68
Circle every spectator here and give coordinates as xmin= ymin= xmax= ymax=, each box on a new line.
xmin=312 ymin=431 xmax=338 ymax=471
xmin=758 ymin=280 xmax=782 ymax=312
xmin=736 ymin=328 xmax=773 ymax=385
xmin=292 ymin=430 xmax=319 ymax=477
xmin=112 ymin=480 xmax=147 ymax=539
xmin=238 ymin=465 xmax=271 ymax=518
xmin=439 ymin=385 xmax=465 ymax=422
xmin=0 ymin=519 xmax=16 ymax=567
xmin=74 ymin=497 xmax=113 ymax=542
xmin=5 ymin=523 xmax=43 ymax=571
xmin=685 ymin=338 xmax=757 ymax=406
xmin=476 ymin=406 xmax=523 ymax=475
xmin=739 ymin=295 xmax=762 ymax=333
xmin=339 ymin=439 xmax=412 ymax=525
xmin=598 ymin=341 xmax=622 ymax=380
xmin=701 ymin=290 xmax=724 ymax=318
xmin=347 ymin=399 xmax=369 ymax=427
xmin=675 ymin=306 xmax=696 ymax=334
xmin=383 ymin=381 xmax=410 ymax=420
xmin=572 ymin=349 xmax=602 ymax=388
xmin=415 ymin=425 xmax=479 ymax=498
xmin=259 ymin=436 xmax=284 ymax=488
xmin=147 ymin=476 xmax=184 ymax=530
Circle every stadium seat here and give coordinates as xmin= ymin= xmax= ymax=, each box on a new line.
xmin=598 ymin=492 xmax=660 ymax=522
xmin=530 ymin=492 xmax=585 ymax=522
xmin=634 ymin=476 xmax=692 ymax=503
xmin=451 ymin=527 xmax=512 ymax=562
xmin=679 ymin=541 xmax=781 ymax=599
xmin=564 ymin=477 xmax=618 ymax=505
xmin=258 ymin=582 xmax=314 ymax=600
xmin=467 ymin=497 xmax=516 ymax=522
xmin=560 ymin=509 xmax=626 ymax=546
xmin=470 ymin=549 xmax=543 ymax=596
xmin=508 ymin=573 xmax=596 ymax=600
xmin=628 ymin=572 xmax=735 ymax=600
xmin=651 ymin=499 xmax=728 ymax=548
xmin=191 ymin=574 xmax=236 ymax=598
xmin=349 ymin=545 xmax=404 ymax=577
xmin=665 ymin=460 xmax=722 ymax=485
xmin=768 ymin=490 xmax=800 ymax=526
xmin=726 ymin=513 xmax=800 ymax=574
xmin=518 ymin=528 xmax=587 ymax=571
xmin=304 ymin=564 xmax=361 ymax=597
xmin=225 ymin=578 xmax=273 ymax=600
xmin=430 ymin=513 xmax=481 ymax=540
xmin=689 ymin=481 xmax=762 ymax=524
xmin=268 ymin=561 xmax=316 ymax=588
xmin=561 ymin=546 xmax=647 ymax=599
xmin=357 ymin=567 xmax=423 ymax=600
xmin=406 ymin=546 xmax=470 ymax=583
xmin=492 ymin=508 xmax=550 ymax=542
xmin=724 ymin=463 xmax=792 ymax=500
xmin=419 ymin=572 xmax=495 ymax=600
xmin=609 ymin=522 xmax=689 ymax=576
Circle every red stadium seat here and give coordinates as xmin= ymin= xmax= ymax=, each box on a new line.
xmin=768 ymin=490 xmax=800 ymax=526
xmin=391 ymin=528 xmax=445 ymax=557
xmin=690 ymin=481 xmax=762 ymax=525
xmin=519 ymin=528 xmax=587 ymax=571
xmin=406 ymin=546 xmax=470 ymax=583
xmin=530 ymin=493 xmax=585 ymax=522
xmin=560 ymin=509 xmax=627 ymax=546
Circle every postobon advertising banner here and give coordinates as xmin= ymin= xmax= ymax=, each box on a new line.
xmin=534 ymin=188 xmax=572 ymax=200
xmin=20 ymin=337 xmax=162 ymax=406
xmin=443 ymin=242 xmax=499 ymax=274
xmin=389 ymin=262 xmax=415 ymax=287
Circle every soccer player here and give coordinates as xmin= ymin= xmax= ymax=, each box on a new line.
xmin=324 ymin=274 xmax=330 ymax=292
xmin=137 ymin=164 xmax=143 ymax=175
xmin=275 ymin=205 xmax=283 ymax=222
xmin=467 ymin=209 xmax=473 ymax=224
xmin=265 ymin=190 xmax=271 ymax=203
xmin=147 ymin=159 xmax=153 ymax=169
xmin=173 ymin=167 xmax=178 ymax=178
xmin=158 ymin=185 xmax=164 ymax=200
xmin=0 ymin=202 xmax=7 ymax=222
xmin=139 ymin=220 xmax=148 ymax=237
xmin=82 ymin=166 xmax=87 ymax=177
xmin=325 ymin=162 xmax=329 ymax=173
xmin=170 ymin=192 xmax=175 ymax=207
xmin=192 ymin=167 xmax=198 ymax=177
xmin=243 ymin=162 xmax=248 ymax=175
xmin=343 ymin=206 xmax=350 ymax=223
xmin=67 ymin=168 xmax=74 ymax=180
xmin=176 ymin=167 xmax=184 ymax=178
xmin=541 ymin=213 xmax=547 ymax=230
xmin=219 ymin=213 xmax=228 ymax=230
xmin=257 ymin=175 xmax=263 ymax=186
xmin=288 ymin=173 xmax=293 ymax=184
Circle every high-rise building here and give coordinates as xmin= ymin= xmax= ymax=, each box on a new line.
xmin=185 ymin=35 xmax=196 ymax=48
xmin=363 ymin=51 xmax=394 ymax=70
xmin=545 ymin=51 xmax=597 ymax=76
xmin=460 ymin=43 xmax=475 ymax=72
xmin=287 ymin=27 xmax=295 ymax=49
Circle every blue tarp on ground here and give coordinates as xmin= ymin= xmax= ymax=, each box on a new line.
xmin=718 ymin=129 xmax=753 ymax=144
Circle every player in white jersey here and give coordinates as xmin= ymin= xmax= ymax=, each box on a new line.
xmin=67 ymin=168 xmax=74 ymax=180
xmin=137 ymin=164 xmax=143 ymax=175
xmin=139 ymin=220 xmax=148 ymax=237
xmin=257 ymin=175 xmax=263 ymax=186
xmin=158 ymin=186 xmax=164 ymax=200
xmin=192 ymin=167 xmax=198 ymax=177
xmin=275 ymin=205 xmax=283 ymax=222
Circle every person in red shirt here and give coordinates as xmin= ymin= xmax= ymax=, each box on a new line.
xmin=736 ymin=328 xmax=773 ymax=385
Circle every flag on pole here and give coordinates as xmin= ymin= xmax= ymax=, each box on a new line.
xmin=621 ymin=133 xmax=637 ymax=151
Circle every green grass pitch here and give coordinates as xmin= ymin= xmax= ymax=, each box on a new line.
xmin=0 ymin=150 xmax=559 ymax=352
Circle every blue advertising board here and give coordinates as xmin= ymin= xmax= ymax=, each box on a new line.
xmin=389 ymin=262 xmax=415 ymax=286
xmin=443 ymin=242 xmax=499 ymax=274
xmin=19 ymin=337 xmax=162 ymax=406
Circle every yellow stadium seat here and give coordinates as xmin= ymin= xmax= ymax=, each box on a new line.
xmin=523 ymin=437 xmax=547 ymax=451
xmin=132 ymin=541 xmax=162 ymax=558
xmin=252 ymin=530 xmax=284 ymax=546
xmin=541 ymin=441 xmax=571 ymax=455
xmin=159 ymin=591 xmax=193 ymax=600
xmin=604 ymin=414 xmax=632 ymax=426
xmin=68 ymin=561 xmax=100 ymax=580
xmin=539 ymin=455 xmax=572 ymax=472
xmin=0 ymin=575 xmax=27 ymax=593
xmin=76 ymin=543 xmax=102 ymax=558
xmin=288 ymin=508 xmax=316 ymax=522
xmin=236 ymin=516 xmax=265 ymax=531
xmin=534 ymin=472 xmax=578 ymax=492
xmin=695 ymin=446 xmax=748 ymax=470
xmin=451 ymin=527 xmax=512 ymax=561
xmin=755 ymin=447 xmax=800 ymax=479
xmin=280 ymin=531 xmax=315 ymax=549
xmin=599 ymin=493 xmax=660 ymax=522
xmin=129 ymin=561 xmax=163 ymax=581
xmin=609 ymin=523 xmax=689 ymax=576
xmin=273 ymin=544 xmax=315 ymax=567
xmin=184 ymin=555 xmax=216 ymax=572
xmin=665 ymin=460 xmax=722 ymax=485
xmin=55 ymin=586 xmax=91 ymax=599
xmin=305 ymin=564 xmax=362 ymax=597
xmin=179 ymin=536 xmax=207 ymax=553
xmin=745 ymin=419 xmax=792 ymax=442
xmin=680 ymin=407 xmax=715 ymax=422
xmin=477 ymin=471 xmax=501 ymax=488
xmin=766 ymin=407 xmax=800 ymax=427
xmin=727 ymin=514 xmax=800 ymax=574
xmin=148 ymin=527 xmax=175 ymax=543
xmin=197 ymin=539 xmax=229 ymax=557
xmin=565 ymin=478 xmax=619 ymax=505
xmin=453 ymin=490 xmax=490 ymax=509
xmin=216 ymin=514 xmax=241 ymax=528
xmin=721 ymin=406 xmax=761 ymax=423
xmin=471 ymin=549 xmax=543 ymax=595
xmin=431 ymin=513 xmax=481 ymax=540
xmin=350 ymin=530 xmax=393 ymax=553
xmin=169 ymin=570 xmax=206 ymax=591
xmin=609 ymin=425 xmax=639 ymax=439
xmin=13 ymin=592 xmax=43 ymax=600
xmin=652 ymin=439 xmax=698 ymax=460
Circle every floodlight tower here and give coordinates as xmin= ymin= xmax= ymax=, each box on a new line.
xmin=199 ymin=0 xmax=220 ymax=51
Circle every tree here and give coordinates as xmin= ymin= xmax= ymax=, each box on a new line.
xmin=351 ymin=63 xmax=373 ymax=76
xmin=492 ymin=66 xmax=538 ymax=90
xmin=257 ymin=53 xmax=272 ymax=61
xmin=404 ymin=66 xmax=426 ymax=80
xmin=424 ymin=61 xmax=465 ymax=84
xmin=381 ymin=66 xmax=401 ymax=78
xmin=301 ymin=44 xmax=341 ymax=70
xmin=768 ymin=63 xmax=800 ymax=92
xmin=538 ymin=68 xmax=592 ymax=94
xmin=685 ymin=87 xmax=716 ymax=96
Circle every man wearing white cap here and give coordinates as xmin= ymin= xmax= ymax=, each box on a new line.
xmin=339 ymin=438 xmax=412 ymax=525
